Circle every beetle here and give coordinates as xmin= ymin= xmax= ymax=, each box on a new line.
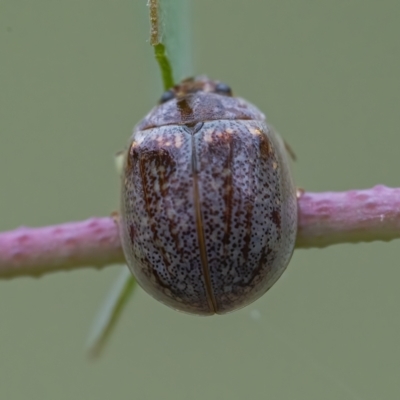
xmin=119 ymin=76 xmax=297 ymax=315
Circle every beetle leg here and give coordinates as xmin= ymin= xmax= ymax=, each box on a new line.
xmin=114 ymin=150 xmax=126 ymax=177
xmin=283 ymin=140 xmax=297 ymax=161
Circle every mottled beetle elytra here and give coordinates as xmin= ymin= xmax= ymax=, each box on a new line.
xmin=120 ymin=76 xmax=297 ymax=315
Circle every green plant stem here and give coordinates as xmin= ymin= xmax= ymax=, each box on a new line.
xmin=153 ymin=43 xmax=174 ymax=90
xmin=148 ymin=0 xmax=175 ymax=90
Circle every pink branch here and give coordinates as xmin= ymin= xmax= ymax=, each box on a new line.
xmin=297 ymin=185 xmax=400 ymax=248
xmin=0 ymin=185 xmax=399 ymax=279
xmin=0 ymin=218 xmax=124 ymax=278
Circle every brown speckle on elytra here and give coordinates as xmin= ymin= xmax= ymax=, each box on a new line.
xmin=271 ymin=209 xmax=281 ymax=230
xmin=119 ymin=76 xmax=297 ymax=316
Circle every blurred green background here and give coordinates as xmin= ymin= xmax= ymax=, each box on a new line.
xmin=1 ymin=1 xmax=399 ymax=399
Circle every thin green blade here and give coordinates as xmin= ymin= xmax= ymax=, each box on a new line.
xmin=86 ymin=267 xmax=136 ymax=359
xmin=160 ymin=0 xmax=193 ymax=81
